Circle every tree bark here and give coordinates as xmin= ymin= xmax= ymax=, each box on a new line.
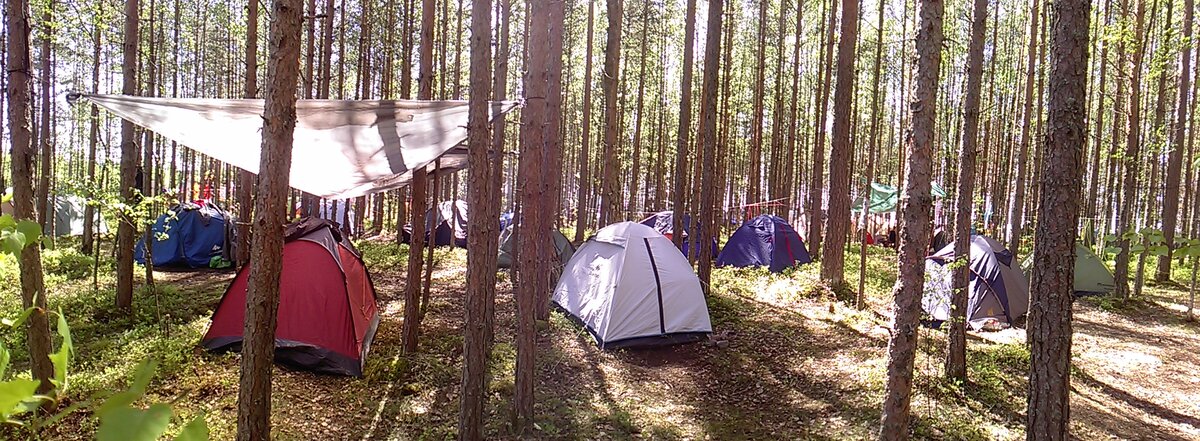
xmin=626 ymin=0 xmax=650 ymax=218
xmin=237 ymin=0 xmax=259 ymax=267
xmin=879 ymin=0 xmax=941 ymax=434
xmin=458 ymin=0 xmax=493 ymax=434
xmin=116 ymin=0 xmax=141 ymax=312
xmin=696 ymin=0 xmax=723 ymax=287
xmin=1026 ymin=0 xmax=1089 ymax=435
xmin=598 ymin=0 xmax=623 ymax=226
xmin=574 ymin=0 xmax=596 ymax=243
xmin=820 ymin=0 xmax=860 ymax=285
xmin=1005 ymin=0 xmax=1040 ymax=254
xmin=670 ymin=0 xmax=696 ymax=250
xmin=1157 ymin=0 xmax=1191 ymax=281
xmin=1114 ymin=0 xmax=1146 ymax=298
xmin=35 ymin=0 xmax=53 ymax=233
xmin=235 ymin=0 xmax=303 ymax=437
xmin=82 ymin=7 xmax=102 ymax=256
xmin=748 ymin=0 xmax=768 ymax=206
xmin=6 ymin=0 xmax=55 ymax=393
xmin=403 ymin=0 xmax=438 ymax=354
xmin=808 ymin=0 xmax=838 ymax=256
xmin=487 ymin=0 xmax=512 ymax=347
xmin=946 ymin=0 xmax=988 ymax=382
xmin=857 ymin=0 xmax=883 ymax=309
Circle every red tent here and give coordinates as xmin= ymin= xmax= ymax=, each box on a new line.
xmin=202 ymin=218 xmax=380 ymax=376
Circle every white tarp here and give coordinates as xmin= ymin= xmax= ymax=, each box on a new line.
xmin=552 ymin=222 xmax=712 ymax=348
xmin=74 ymin=94 xmax=519 ymax=199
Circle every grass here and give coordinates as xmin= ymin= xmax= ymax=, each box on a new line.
xmin=0 ymin=233 xmax=1194 ymax=439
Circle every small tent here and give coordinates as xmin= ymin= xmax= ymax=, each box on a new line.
xmin=638 ymin=211 xmax=718 ymax=258
xmin=1021 ymin=243 xmax=1115 ymax=296
xmin=497 ymin=225 xmax=575 ymax=269
xmin=401 ymin=200 xmax=468 ymax=247
xmin=923 ymin=235 xmax=1029 ymax=330
xmin=135 ymin=201 xmax=234 ymax=268
xmin=716 ymin=215 xmax=812 ymax=273
xmin=202 ymin=218 xmax=380 ymax=376
xmin=552 ymin=222 xmax=712 ymax=348
xmin=48 ymin=195 xmax=108 ymax=237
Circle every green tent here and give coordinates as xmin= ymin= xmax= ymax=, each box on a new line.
xmin=497 ymin=225 xmax=575 ymax=270
xmin=852 ymin=182 xmax=948 ymax=214
xmin=1021 ymin=243 xmax=1115 ymax=296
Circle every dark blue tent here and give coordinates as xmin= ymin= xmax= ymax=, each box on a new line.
xmin=716 ymin=215 xmax=811 ymax=273
xmin=136 ymin=202 xmax=234 ymax=268
xmin=638 ymin=211 xmax=717 ymax=258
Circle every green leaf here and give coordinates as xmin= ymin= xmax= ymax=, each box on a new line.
xmin=1149 ymin=245 xmax=1170 ymax=256
xmin=0 ymin=342 xmax=9 ymax=379
xmin=1104 ymin=246 xmax=1121 ymax=255
xmin=15 ymin=220 xmax=41 ymax=247
xmin=3 ymin=307 xmax=38 ymax=329
xmin=0 ymin=379 xmax=40 ymax=419
xmin=1103 ymin=234 xmax=1118 ymax=242
xmin=175 ymin=414 xmax=210 ymax=441
xmin=96 ymin=360 xmax=157 ymax=418
xmin=0 ymin=215 xmax=15 ymax=231
xmin=96 ymin=403 xmax=173 ymax=441
xmin=1130 ymin=244 xmax=1146 ymax=253
xmin=1 ymin=232 xmax=25 ymax=255
xmin=48 ymin=311 xmax=73 ymax=393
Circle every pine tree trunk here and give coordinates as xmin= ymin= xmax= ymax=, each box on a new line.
xmin=1005 ymin=0 xmax=1040 ymax=254
xmin=696 ymin=0 xmax=723 ymax=286
xmin=82 ymin=10 xmax=102 ymax=256
xmin=402 ymin=0 xmax=437 ymax=353
xmin=808 ymin=0 xmax=838 ymax=257
xmin=598 ymin=0 xmax=622 ymax=226
xmin=574 ymin=0 xmax=596 ymax=243
xmin=879 ymin=0 xmax=941 ymax=434
xmin=1114 ymin=0 xmax=1146 ymax=298
xmin=626 ymin=0 xmax=650 ymax=218
xmin=116 ymin=0 xmax=141 ymax=312
xmin=36 ymin=0 xmax=53 ymax=231
xmin=671 ymin=0 xmax=695 ymax=250
xmin=857 ymin=0 xmax=883 ymax=309
xmin=6 ymin=0 xmax=55 ymax=393
xmin=458 ymin=0 xmax=493 ymax=434
xmin=820 ymin=0 xmax=859 ymax=285
xmin=237 ymin=0 xmax=259 ymax=267
xmin=748 ymin=0 xmax=767 ymax=205
xmin=1026 ymin=0 xmax=1089 ymax=435
xmin=1157 ymin=0 xmax=1191 ymax=281
xmin=487 ymin=0 xmax=512 ymax=347
xmin=945 ymin=0 xmax=988 ymax=382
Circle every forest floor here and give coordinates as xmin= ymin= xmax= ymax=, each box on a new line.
xmin=2 ymin=237 xmax=1198 ymax=440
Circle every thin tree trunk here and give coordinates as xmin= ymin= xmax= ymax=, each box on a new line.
xmin=1157 ymin=0 xmax=1191 ymax=281
xmin=626 ymin=0 xmax=650 ymax=218
xmin=35 ymin=0 xmax=53 ymax=231
xmin=6 ymin=0 xmax=55 ymax=393
xmin=235 ymin=0 xmax=302 ymax=436
xmin=748 ymin=0 xmax=767 ymax=205
xmin=486 ymin=0 xmax=511 ymax=348
xmin=857 ymin=0 xmax=883 ymax=309
xmin=83 ymin=8 xmax=102 ymax=256
xmin=879 ymin=0 xmax=941 ymax=434
xmin=808 ymin=0 xmax=838 ymax=256
xmin=403 ymin=0 xmax=437 ymax=353
xmin=820 ymin=0 xmax=860 ymax=285
xmin=946 ymin=0 xmax=988 ymax=382
xmin=1114 ymin=0 xmax=1146 ymax=298
xmin=1026 ymin=0 xmax=1089 ymax=435
xmin=458 ymin=0 xmax=493 ymax=433
xmin=574 ymin=0 xmax=595 ymax=243
xmin=1005 ymin=0 xmax=1040 ymax=254
xmin=598 ymin=0 xmax=622 ymax=226
xmin=116 ymin=0 xmax=141 ymax=312
xmin=671 ymin=0 xmax=695 ymax=250
xmin=237 ymin=0 xmax=259 ymax=267
xmin=696 ymin=0 xmax=723 ymax=286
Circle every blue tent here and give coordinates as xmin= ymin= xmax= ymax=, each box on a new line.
xmin=716 ymin=215 xmax=811 ymax=273
xmin=136 ymin=202 xmax=234 ymax=268
xmin=638 ymin=211 xmax=717 ymax=258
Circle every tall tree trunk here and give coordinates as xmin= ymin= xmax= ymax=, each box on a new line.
xmin=857 ymin=0 xmax=884 ymax=309
xmin=1114 ymin=0 xmax=1146 ymax=298
xmin=748 ymin=0 xmax=767 ymax=205
xmin=6 ymin=0 xmax=55 ymax=393
xmin=487 ymin=0 xmax=511 ymax=347
xmin=808 ymin=0 xmax=838 ymax=256
xmin=116 ymin=0 xmax=141 ymax=312
xmin=403 ymin=0 xmax=438 ymax=353
xmin=35 ymin=0 xmax=53 ymax=231
xmin=1026 ymin=0 xmax=1089 ymax=435
xmin=598 ymin=0 xmax=622 ymax=226
xmin=820 ymin=0 xmax=860 ymax=285
xmin=696 ymin=0 xmax=723 ymax=286
xmin=946 ymin=0 xmax=988 ymax=382
xmin=82 ymin=7 xmax=102 ymax=256
xmin=574 ymin=0 xmax=596 ymax=243
xmin=1005 ymin=0 xmax=1040 ymax=254
xmin=237 ymin=0 xmax=259 ymax=267
xmin=626 ymin=0 xmax=650 ymax=218
xmin=235 ymin=0 xmax=303 ymax=437
xmin=879 ymin=0 xmax=941 ymax=434
xmin=1157 ymin=0 xmax=1191 ymax=281
xmin=458 ymin=0 xmax=493 ymax=433
xmin=671 ymin=0 xmax=695 ymax=250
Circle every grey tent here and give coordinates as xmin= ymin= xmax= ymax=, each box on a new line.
xmin=496 ymin=225 xmax=575 ymax=269
xmin=48 ymin=195 xmax=109 ymax=237
xmin=923 ymin=235 xmax=1030 ymax=330
xmin=1021 ymin=243 xmax=1115 ymax=296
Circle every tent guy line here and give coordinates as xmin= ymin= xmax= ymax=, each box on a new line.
xmin=67 ymin=93 xmax=521 ymax=200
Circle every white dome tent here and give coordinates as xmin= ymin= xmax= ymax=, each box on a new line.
xmin=552 ymin=222 xmax=713 ymax=348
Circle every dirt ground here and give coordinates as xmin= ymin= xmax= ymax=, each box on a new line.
xmin=135 ymin=245 xmax=1199 ymax=440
